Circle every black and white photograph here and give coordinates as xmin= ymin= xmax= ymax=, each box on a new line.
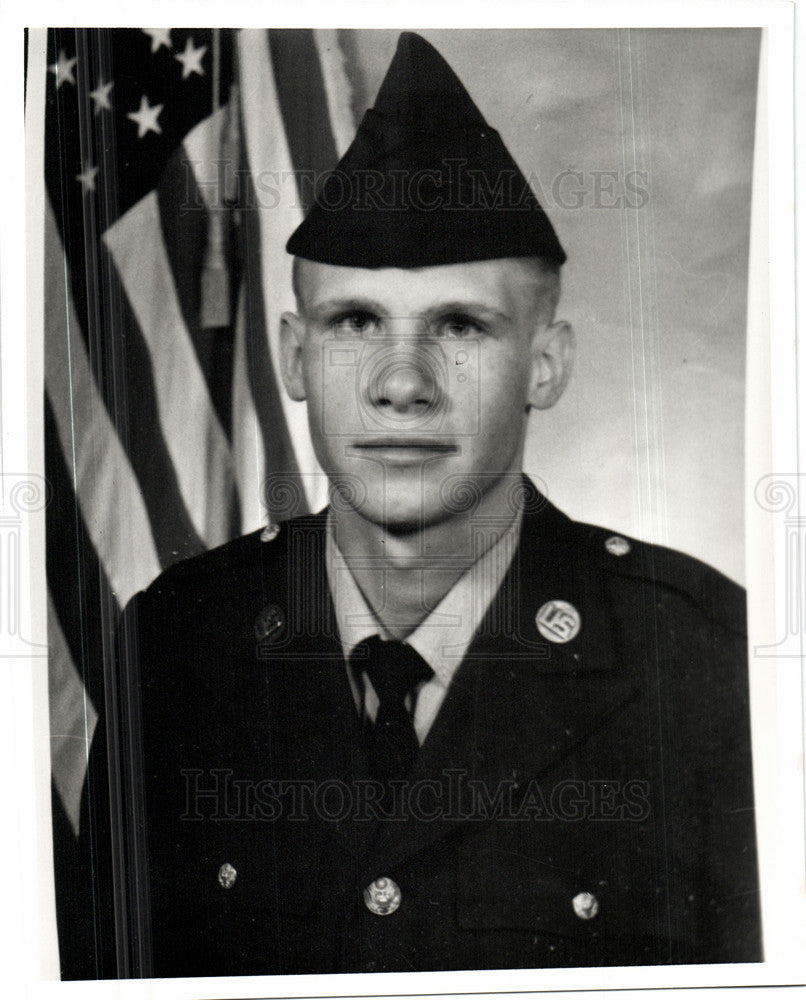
xmin=3 ymin=4 xmax=805 ymax=997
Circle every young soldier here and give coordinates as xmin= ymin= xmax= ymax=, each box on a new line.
xmin=104 ymin=32 xmax=760 ymax=976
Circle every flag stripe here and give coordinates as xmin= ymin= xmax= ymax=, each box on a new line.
xmin=231 ymin=280 xmax=266 ymax=533
xmin=155 ymin=152 xmax=220 ymax=369
xmin=45 ymin=87 xmax=97 ymax=377
xmin=44 ymin=394 xmax=116 ymax=735
xmin=238 ymin=29 xmax=328 ymax=514
xmin=155 ymin=137 xmax=241 ymax=443
xmin=48 ymin=591 xmax=97 ymax=837
xmin=97 ymin=253 xmax=208 ymax=566
xmin=268 ymin=27 xmax=345 ymax=512
xmin=312 ymin=29 xmax=355 ymax=159
xmin=239 ymin=166 xmax=307 ymax=521
xmin=181 ymin=106 xmax=229 ymax=210
xmin=268 ymin=29 xmax=339 ymax=211
xmin=103 ymin=192 xmax=237 ymax=550
xmin=44 ymin=197 xmax=162 ymax=604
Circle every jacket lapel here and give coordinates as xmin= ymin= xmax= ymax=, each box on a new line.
xmin=251 ymin=514 xmax=373 ymax=858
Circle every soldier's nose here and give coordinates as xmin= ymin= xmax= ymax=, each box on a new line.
xmin=372 ymin=346 xmax=436 ymax=413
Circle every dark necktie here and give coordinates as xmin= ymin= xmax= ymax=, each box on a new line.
xmin=350 ymin=635 xmax=434 ymax=787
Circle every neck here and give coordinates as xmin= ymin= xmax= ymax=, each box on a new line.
xmin=330 ymin=476 xmax=523 ymax=640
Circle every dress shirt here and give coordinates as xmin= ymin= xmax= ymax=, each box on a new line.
xmin=326 ymin=507 xmax=522 ymax=744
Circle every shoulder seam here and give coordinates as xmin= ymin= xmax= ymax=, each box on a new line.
xmin=574 ymin=522 xmax=747 ymax=637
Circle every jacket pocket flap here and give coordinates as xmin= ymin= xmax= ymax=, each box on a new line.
xmin=456 ymin=847 xmax=664 ymax=944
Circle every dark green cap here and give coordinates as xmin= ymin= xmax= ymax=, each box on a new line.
xmin=286 ymin=32 xmax=566 ymax=267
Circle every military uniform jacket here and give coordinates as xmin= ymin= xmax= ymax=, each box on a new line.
xmin=103 ymin=482 xmax=761 ymax=977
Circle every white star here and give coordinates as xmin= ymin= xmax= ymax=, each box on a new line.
xmin=174 ymin=37 xmax=207 ymax=80
xmin=49 ymin=50 xmax=76 ymax=89
xmin=76 ymin=163 xmax=98 ymax=193
xmin=89 ymin=77 xmax=113 ymax=113
xmin=143 ymin=29 xmax=172 ymax=53
xmin=127 ymin=95 xmax=163 ymax=139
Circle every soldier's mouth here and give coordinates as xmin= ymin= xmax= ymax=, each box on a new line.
xmin=349 ymin=439 xmax=458 ymax=460
xmin=352 ymin=438 xmax=456 ymax=448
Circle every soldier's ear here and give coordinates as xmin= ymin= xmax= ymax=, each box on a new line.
xmin=527 ymin=320 xmax=575 ymax=410
xmin=279 ymin=312 xmax=307 ymax=402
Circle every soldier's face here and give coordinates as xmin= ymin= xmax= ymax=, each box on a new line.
xmin=281 ymin=258 xmax=572 ymax=530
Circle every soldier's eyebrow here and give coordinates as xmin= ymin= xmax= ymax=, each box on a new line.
xmin=424 ymin=301 xmax=512 ymax=324
xmin=307 ymin=297 xmax=512 ymax=324
xmin=306 ymin=297 xmax=388 ymax=321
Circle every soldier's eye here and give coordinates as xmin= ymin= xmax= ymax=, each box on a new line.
xmin=438 ymin=314 xmax=482 ymax=338
xmin=331 ymin=311 xmax=379 ymax=336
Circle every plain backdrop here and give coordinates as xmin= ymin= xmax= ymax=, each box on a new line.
xmin=337 ymin=28 xmax=760 ymax=584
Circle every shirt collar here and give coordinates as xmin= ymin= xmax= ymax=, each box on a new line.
xmin=326 ymin=507 xmax=523 ymax=689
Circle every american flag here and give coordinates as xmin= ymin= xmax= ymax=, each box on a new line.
xmin=40 ymin=27 xmax=351 ymax=976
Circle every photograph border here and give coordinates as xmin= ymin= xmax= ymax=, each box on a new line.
xmin=1 ymin=2 xmax=803 ymax=998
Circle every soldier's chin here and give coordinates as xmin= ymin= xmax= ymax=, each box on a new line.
xmin=333 ymin=483 xmax=453 ymax=533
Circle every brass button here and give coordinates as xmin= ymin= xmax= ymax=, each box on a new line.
xmin=363 ymin=876 xmax=401 ymax=916
xmin=218 ymin=863 xmax=237 ymax=889
xmin=604 ymin=535 xmax=631 ymax=557
xmin=260 ymin=522 xmax=280 ymax=543
xmin=254 ymin=604 xmax=285 ymax=643
xmin=572 ymin=891 xmax=599 ymax=920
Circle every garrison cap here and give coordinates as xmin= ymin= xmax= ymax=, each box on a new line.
xmin=286 ymin=31 xmax=566 ymax=268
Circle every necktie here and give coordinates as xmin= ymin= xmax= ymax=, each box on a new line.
xmin=351 ymin=635 xmax=434 ymax=787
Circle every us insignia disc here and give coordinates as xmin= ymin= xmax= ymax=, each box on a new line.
xmin=535 ymin=600 xmax=581 ymax=643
